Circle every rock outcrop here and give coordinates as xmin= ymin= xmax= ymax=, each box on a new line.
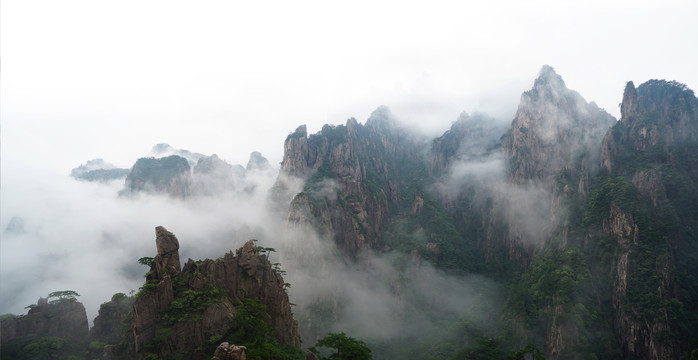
xmin=122 ymin=155 xmax=193 ymax=198
xmin=280 ymin=107 xmax=427 ymax=258
xmin=601 ymin=80 xmax=698 ymax=174
xmin=0 ymin=297 xmax=89 ymax=345
xmin=109 ymin=226 xmax=301 ymax=360
xmin=430 ymin=112 xmax=506 ymax=176
xmin=246 ymin=151 xmax=271 ymax=171
xmin=597 ymin=79 xmax=698 ymax=359
xmin=211 ymin=342 xmax=247 ymax=360
xmin=152 ymin=225 xmax=181 ymax=277
xmin=502 ymin=65 xmax=615 ymax=186
xmin=90 ymin=293 xmax=135 ymax=345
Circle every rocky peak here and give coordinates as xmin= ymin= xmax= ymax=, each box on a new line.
xmin=430 ymin=112 xmax=506 ymax=175
xmin=90 ymin=293 xmax=135 ymax=345
xmin=236 ymin=239 xmax=260 ymax=276
xmin=502 ymin=65 xmax=615 ymax=186
xmin=122 ymin=155 xmax=193 ymax=198
xmin=1 ymin=295 xmax=89 ymax=345
xmin=601 ymin=79 xmax=698 ymax=174
xmin=110 ymin=228 xmax=301 ymax=359
xmin=365 ymin=105 xmax=396 ymax=132
xmin=246 ymin=151 xmax=271 ymax=171
xmin=281 ymin=125 xmax=311 ymax=178
xmin=192 ymin=154 xmax=236 ymax=195
xmin=194 ymin=154 xmax=226 ymax=174
xmin=620 ymin=81 xmax=639 ymax=125
xmin=153 ymin=226 xmax=181 ymax=277
xmin=281 ymin=107 xmax=429 ymax=258
xmin=532 ymin=64 xmax=567 ymax=95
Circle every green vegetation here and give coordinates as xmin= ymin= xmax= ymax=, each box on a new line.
xmin=48 ymin=290 xmax=80 ymax=304
xmin=126 ymin=155 xmax=190 ymax=192
xmin=164 ymin=287 xmax=227 ymax=324
xmin=138 ymin=256 xmax=155 ymax=267
xmin=311 ymin=332 xmax=372 ymax=360
xmin=225 ymin=298 xmax=305 ymax=360
xmin=0 ymin=335 xmax=88 ymax=360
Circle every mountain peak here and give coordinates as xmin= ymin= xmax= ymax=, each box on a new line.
xmin=365 ymin=105 xmax=396 ymax=130
xmin=533 ymin=65 xmax=566 ymax=90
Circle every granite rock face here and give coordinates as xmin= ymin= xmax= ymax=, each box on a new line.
xmin=90 ymin=293 xmax=135 ymax=345
xmin=153 ymin=225 xmax=181 ymax=277
xmin=108 ymin=227 xmax=300 ymax=360
xmin=502 ymin=65 xmax=615 ymax=186
xmin=597 ymin=79 xmax=698 ymax=359
xmin=0 ymin=297 xmax=89 ymax=345
xmin=212 ymin=342 xmax=247 ymax=360
xmin=280 ymin=107 xmax=427 ymax=259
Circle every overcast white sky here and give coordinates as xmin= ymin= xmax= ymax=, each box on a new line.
xmin=2 ymin=0 xmax=697 ymax=170
xmin=1 ymin=0 xmax=697 ymax=320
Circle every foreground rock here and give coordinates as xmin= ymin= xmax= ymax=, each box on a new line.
xmin=212 ymin=342 xmax=247 ymax=360
xmin=104 ymin=226 xmax=301 ymax=360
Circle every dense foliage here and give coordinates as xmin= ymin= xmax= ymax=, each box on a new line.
xmin=311 ymin=332 xmax=372 ymax=360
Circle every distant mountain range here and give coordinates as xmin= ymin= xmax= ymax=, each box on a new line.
xmin=5 ymin=66 xmax=697 ymax=360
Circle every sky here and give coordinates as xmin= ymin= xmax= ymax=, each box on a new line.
xmin=2 ymin=0 xmax=697 ymax=169
xmin=1 ymin=0 xmax=697 ymax=321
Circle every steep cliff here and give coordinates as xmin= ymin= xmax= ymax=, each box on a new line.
xmin=107 ymin=226 xmax=302 ymax=360
xmin=90 ymin=293 xmax=135 ymax=346
xmin=281 ymin=107 xmax=428 ymax=259
xmin=503 ymin=65 xmax=615 ymax=186
xmin=594 ymin=79 xmax=698 ymax=359
xmin=601 ymin=80 xmax=698 ymax=174
xmin=0 ymin=295 xmax=89 ymax=359
xmin=0 ymin=296 xmax=89 ymax=344
xmin=430 ymin=112 xmax=505 ymax=176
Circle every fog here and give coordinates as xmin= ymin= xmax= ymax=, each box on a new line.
xmin=3 ymin=3 xmax=698 ymax=355
xmin=0 ymin=147 xmax=282 ymax=321
xmin=0 ymin=66 xmax=618 ymax=351
xmin=1 ymin=111 xmax=508 ymax=356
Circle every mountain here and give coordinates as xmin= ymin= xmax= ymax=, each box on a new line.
xmin=116 ymin=148 xmax=272 ymax=198
xmin=71 ymin=158 xmax=130 ymax=182
xmin=102 ymin=226 xmax=302 ymax=360
xmin=193 ymin=154 xmax=237 ymax=195
xmin=246 ymin=151 xmax=271 ymax=171
xmin=0 ymin=293 xmax=89 ymax=359
xmin=429 ymin=111 xmax=506 ymax=176
xmin=151 ymin=143 xmax=207 ymax=167
xmin=275 ymin=66 xmax=698 ymax=359
xmin=0 ymin=228 xmax=303 ymax=360
xmin=280 ymin=107 xmax=430 ymax=260
xmin=122 ymin=155 xmax=194 ymax=197
xmin=502 ymin=65 xmax=615 ymax=186
xmin=7 ymin=66 xmax=698 ymax=360
xmin=594 ymin=79 xmax=698 ymax=358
